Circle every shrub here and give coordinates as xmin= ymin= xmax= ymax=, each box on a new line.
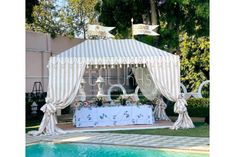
xmin=138 ymin=95 xmax=153 ymax=105
xmin=166 ymin=98 xmax=209 ymax=117
xmin=110 ymin=90 xmax=123 ymax=100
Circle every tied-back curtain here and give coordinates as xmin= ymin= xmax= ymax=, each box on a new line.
xmin=146 ymin=56 xmax=194 ymax=129
xmin=146 ymin=56 xmax=180 ymax=101
xmin=47 ymin=57 xmax=86 ymax=110
xmin=132 ymin=67 xmax=159 ymax=100
xmin=28 ymin=57 xmax=86 ymax=136
xmin=132 ymin=67 xmax=169 ymax=120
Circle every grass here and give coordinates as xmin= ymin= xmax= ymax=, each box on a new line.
xmin=26 ymin=118 xmax=209 ymax=137
xmin=102 ymin=122 xmax=209 ymax=137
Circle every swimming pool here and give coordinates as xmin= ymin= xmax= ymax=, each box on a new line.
xmin=26 ymin=143 xmax=208 ymax=157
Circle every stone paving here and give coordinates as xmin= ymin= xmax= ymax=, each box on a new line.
xmin=26 ymin=132 xmax=209 ymax=152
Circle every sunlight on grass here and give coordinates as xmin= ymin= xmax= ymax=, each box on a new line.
xmin=103 ymin=122 xmax=209 ymax=137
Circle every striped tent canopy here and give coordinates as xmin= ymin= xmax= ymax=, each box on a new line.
xmin=28 ymin=39 xmax=194 ymax=136
xmin=50 ymin=39 xmax=179 ymax=66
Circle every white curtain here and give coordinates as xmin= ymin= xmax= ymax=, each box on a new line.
xmin=132 ymin=67 xmax=170 ymax=120
xmin=153 ymin=95 xmax=170 ymax=121
xmin=146 ymin=56 xmax=194 ymax=129
xmin=132 ymin=67 xmax=158 ymax=100
xmin=28 ymin=57 xmax=86 ymax=136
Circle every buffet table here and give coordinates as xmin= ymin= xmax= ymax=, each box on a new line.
xmin=74 ymin=105 xmax=155 ymax=127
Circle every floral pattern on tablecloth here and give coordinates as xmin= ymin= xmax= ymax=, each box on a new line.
xmin=74 ymin=105 xmax=155 ymax=127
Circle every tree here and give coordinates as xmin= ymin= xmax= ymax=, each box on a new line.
xmin=97 ymin=0 xmax=209 ymax=49
xmin=96 ymin=0 xmax=147 ymax=38
xmin=158 ymin=0 xmax=209 ymax=50
xmin=27 ymin=0 xmax=99 ymax=38
xmin=26 ymin=0 xmax=39 ymax=23
xmin=179 ymin=33 xmax=209 ymax=91
xmin=27 ymin=0 xmax=69 ymax=38
xmin=149 ymin=0 xmax=157 ymax=25
xmin=66 ymin=0 xmax=99 ymax=38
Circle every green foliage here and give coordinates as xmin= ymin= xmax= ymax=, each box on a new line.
xmin=180 ymin=33 xmax=210 ymax=91
xmin=27 ymin=0 xmax=99 ymax=38
xmin=29 ymin=0 xmax=68 ymax=38
xmin=201 ymin=84 xmax=210 ymax=98
xmin=166 ymin=98 xmax=209 ymax=117
xmin=110 ymin=90 xmax=123 ymax=100
xmin=156 ymin=0 xmax=209 ymax=51
xmin=26 ymin=0 xmax=39 ymax=23
xmin=66 ymin=0 xmax=99 ymax=38
xmin=97 ymin=0 xmax=209 ymax=51
xmin=138 ymin=95 xmax=153 ymax=105
xmin=96 ymin=0 xmax=147 ymax=38
xmin=68 ymin=0 xmax=98 ymax=23
xmin=187 ymin=98 xmax=209 ymax=117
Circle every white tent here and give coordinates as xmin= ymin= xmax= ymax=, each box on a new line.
xmin=28 ymin=39 xmax=194 ymax=136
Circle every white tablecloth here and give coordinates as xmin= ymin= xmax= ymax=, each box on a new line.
xmin=74 ymin=105 xmax=155 ymax=127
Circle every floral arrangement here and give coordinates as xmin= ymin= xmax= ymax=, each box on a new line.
xmin=118 ymin=95 xmax=127 ymax=106
xmin=126 ymin=95 xmax=137 ymax=104
xmin=96 ymin=96 xmax=109 ymax=106
xmin=83 ymin=101 xmax=90 ymax=107
xmin=96 ymin=96 xmax=105 ymax=102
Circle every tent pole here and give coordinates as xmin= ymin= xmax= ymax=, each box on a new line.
xmin=131 ymin=18 xmax=134 ymax=39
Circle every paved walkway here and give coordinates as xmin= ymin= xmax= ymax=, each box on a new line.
xmin=26 ymin=132 xmax=209 ymax=152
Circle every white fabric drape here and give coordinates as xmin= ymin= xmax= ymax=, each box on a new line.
xmin=153 ymin=96 xmax=170 ymax=121
xmin=132 ymin=67 xmax=170 ymax=120
xmin=132 ymin=67 xmax=159 ymax=100
xmin=28 ymin=57 xmax=86 ymax=136
xmin=146 ymin=56 xmax=194 ymax=129
xmin=171 ymin=97 xmax=194 ymax=129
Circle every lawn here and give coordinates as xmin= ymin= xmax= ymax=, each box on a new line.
xmin=26 ymin=120 xmax=209 ymax=137
xmin=102 ymin=122 xmax=209 ymax=137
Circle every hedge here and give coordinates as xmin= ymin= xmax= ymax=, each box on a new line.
xmin=166 ymin=98 xmax=209 ymax=117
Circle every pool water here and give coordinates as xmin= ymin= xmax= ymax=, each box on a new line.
xmin=26 ymin=143 xmax=208 ymax=157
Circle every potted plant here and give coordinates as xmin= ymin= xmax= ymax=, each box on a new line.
xmin=96 ymin=96 xmax=104 ymax=107
xmin=122 ymin=98 xmax=127 ymax=106
xmin=118 ymin=95 xmax=127 ymax=106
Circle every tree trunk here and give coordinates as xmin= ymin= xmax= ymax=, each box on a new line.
xmin=149 ymin=0 xmax=157 ymax=25
xmin=149 ymin=0 xmax=159 ymax=46
xmin=83 ymin=25 xmax=86 ymax=39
